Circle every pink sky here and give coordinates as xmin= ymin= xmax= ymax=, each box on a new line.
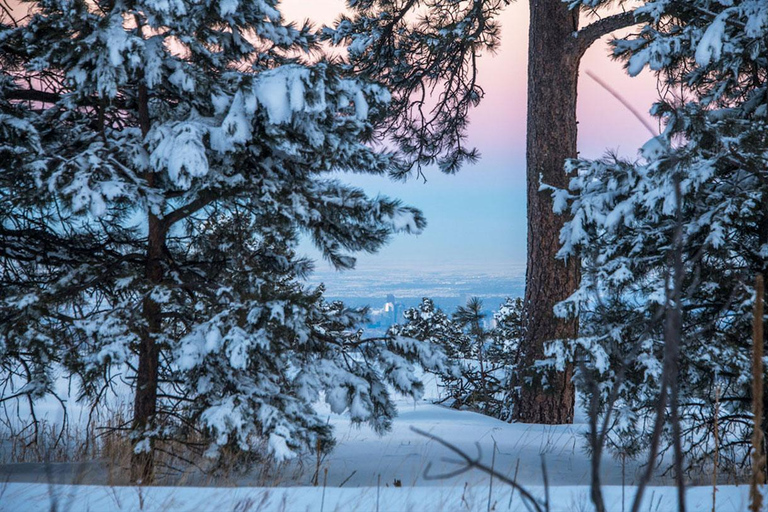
xmin=281 ymin=0 xmax=660 ymax=164
xmin=281 ymin=1 xmax=661 ymax=272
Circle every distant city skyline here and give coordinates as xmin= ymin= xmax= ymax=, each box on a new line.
xmin=286 ymin=1 xmax=660 ymax=274
xmin=309 ymin=264 xmax=526 ymax=310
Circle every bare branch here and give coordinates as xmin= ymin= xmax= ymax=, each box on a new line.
xmin=576 ymin=11 xmax=643 ymax=55
xmin=4 ymin=88 xmax=61 ymax=104
xmin=160 ymin=190 xmax=225 ymax=234
xmin=410 ymin=426 xmax=545 ymax=512
xmin=585 ymin=70 xmax=658 ymax=137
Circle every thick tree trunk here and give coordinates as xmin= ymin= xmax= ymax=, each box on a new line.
xmin=130 ymin=80 xmax=163 ymax=483
xmin=513 ymin=0 xmax=581 ymax=424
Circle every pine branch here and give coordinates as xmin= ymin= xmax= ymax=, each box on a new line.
xmin=576 ymin=11 xmax=644 ymax=55
xmin=160 ymin=190 xmax=226 ymax=234
xmin=5 ymin=87 xmax=133 ymax=112
xmin=4 ymin=88 xmax=61 ymax=104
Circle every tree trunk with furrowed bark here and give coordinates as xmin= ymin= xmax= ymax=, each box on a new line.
xmin=514 ymin=0 xmax=640 ymax=424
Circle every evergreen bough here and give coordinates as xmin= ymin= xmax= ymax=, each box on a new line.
xmin=0 ymin=0 xmax=449 ymax=481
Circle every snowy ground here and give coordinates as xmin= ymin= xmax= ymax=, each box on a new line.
xmin=0 ymin=397 xmax=754 ymax=511
xmin=0 ymin=481 xmax=754 ymax=512
xmin=315 ymin=399 xmax=660 ymax=488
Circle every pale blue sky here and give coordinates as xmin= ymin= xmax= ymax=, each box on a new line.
xmin=297 ymin=1 xmax=660 ymax=274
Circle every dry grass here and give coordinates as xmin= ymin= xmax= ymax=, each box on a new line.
xmin=0 ymin=398 xmax=319 ymax=488
xmin=0 ymin=400 xmax=132 ymax=466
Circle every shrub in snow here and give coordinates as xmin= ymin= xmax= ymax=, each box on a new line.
xmin=390 ymin=297 xmax=521 ymax=420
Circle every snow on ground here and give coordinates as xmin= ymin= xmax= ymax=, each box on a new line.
xmin=0 ymin=481 xmax=754 ymax=512
xmin=0 ymin=396 xmax=752 ymax=511
xmin=317 ymin=399 xmax=657 ymax=488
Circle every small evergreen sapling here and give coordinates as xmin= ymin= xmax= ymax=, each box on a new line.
xmin=390 ymin=297 xmax=522 ymax=420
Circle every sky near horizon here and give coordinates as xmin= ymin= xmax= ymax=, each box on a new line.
xmin=284 ymin=0 xmax=660 ymax=274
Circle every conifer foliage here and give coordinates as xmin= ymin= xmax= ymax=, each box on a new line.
xmin=0 ymin=0 xmax=448 ymax=482
xmin=551 ymin=0 xmax=768 ymax=472
xmin=391 ymin=297 xmax=521 ymax=419
xmin=323 ymin=0 xmax=509 ymax=177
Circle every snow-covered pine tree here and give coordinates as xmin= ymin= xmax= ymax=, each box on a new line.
xmin=391 ymin=297 xmax=521 ymax=419
xmin=0 ymin=0 xmax=450 ymax=483
xmin=550 ymin=0 xmax=768 ymax=474
xmin=390 ymin=298 xmax=468 ymax=359
xmin=490 ymin=297 xmax=523 ymax=369
xmin=390 ymin=298 xmax=470 ymax=405
xmin=452 ymin=297 xmax=494 ymax=409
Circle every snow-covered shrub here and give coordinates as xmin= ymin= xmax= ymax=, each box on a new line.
xmin=390 ymin=297 xmax=522 ymax=420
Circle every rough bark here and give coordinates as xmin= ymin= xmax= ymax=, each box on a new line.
xmin=514 ymin=0 xmax=581 ymax=425
xmin=130 ymin=213 xmax=163 ymax=484
xmin=513 ymin=0 xmax=640 ymax=425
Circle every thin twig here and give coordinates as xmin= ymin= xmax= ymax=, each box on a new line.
xmin=585 ymin=70 xmax=657 ymax=137
xmin=338 ymin=470 xmax=356 ymax=488
xmin=488 ymin=438 xmax=497 ymax=512
xmin=507 ymin=458 xmax=520 ymax=510
xmin=411 ymin=427 xmax=544 ymax=512
xmin=750 ymin=274 xmax=765 ymax=512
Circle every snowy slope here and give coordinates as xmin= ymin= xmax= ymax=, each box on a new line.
xmin=316 ymin=399 xmax=664 ymax=488
xmin=0 ymin=398 xmax=752 ymax=511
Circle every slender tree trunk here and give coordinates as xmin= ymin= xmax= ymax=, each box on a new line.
xmin=514 ymin=0 xmax=581 ymax=424
xmin=750 ymin=274 xmax=765 ymax=512
xmin=130 ymin=214 xmax=163 ymax=483
xmin=668 ymin=176 xmax=686 ymax=512
xmin=476 ymin=325 xmax=489 ymax=412
xmin=130 ymin=79 xmax=164 ymax=484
